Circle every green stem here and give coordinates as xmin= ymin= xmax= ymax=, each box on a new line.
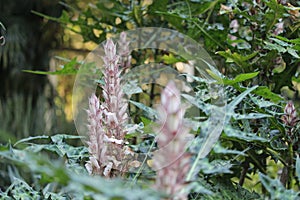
xmin=288 ymin=141 xmax=294 ymax=189
xmin=186 ymin=145 xmax=203 ymax=181
xmin=130 ymin=139 xmax=156 ymax=186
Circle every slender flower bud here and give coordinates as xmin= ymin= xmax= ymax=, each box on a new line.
xmin=274 ymin=21 xmax=284 ymax=35
xmin=153 ymin=81 xmax=192 ymax=200
xmin=282 ymin=101 xmax=298 ymax=127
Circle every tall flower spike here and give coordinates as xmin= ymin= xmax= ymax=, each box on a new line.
xmin=102 ymin=38 xmax=128 ymax=140
xmin=153 ymin=81 xmax=192 ymax=200
xmin=85 ymin=93 xmax=106 ymax=175
xmin=86 ymin=36 xmax=136 ymax=178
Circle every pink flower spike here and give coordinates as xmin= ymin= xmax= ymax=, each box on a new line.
xmin=153 ymin=81 xmax=193 ymax=200
xmin=86 ymin=36 xmax=136 ymax=177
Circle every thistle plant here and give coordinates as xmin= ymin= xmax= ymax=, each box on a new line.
xmin=281 ymin=100 xmax=299 ymax=143
xmin=86 ymin=33 xmax=136 ymax=177
xmin=153 ymin=81 xmax=192 ymax=200
xmin=282 ymin=101 xmax=298 ymax=130
xmin=280 ymin=101 xmax=299 ymax=188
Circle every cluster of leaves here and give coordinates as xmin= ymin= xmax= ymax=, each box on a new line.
xmin=0 ymin=134 xmax=160 ymax=200
xmin=178 ymin=71 xmax=300 ymax=199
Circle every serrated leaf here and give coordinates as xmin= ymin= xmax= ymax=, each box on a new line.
xmin=213 ymin=143 xmax=245 ymax=155
xmin=259 ymin=172 xmax=299 ymax=199
xmin=181 ymin=94 xmax=211 ymax=115
xmin=24 ymin=144 xmax=47 ymax=153
xmin=224 ymin=125 xmax=268 ymax=142
xmin=250 ymin=95 xmax=277 ymax=108
xmin=187 ymin=103 xmax=227 ymax=181
xmin=197 ymin=158 xmax=232 ymax=174
xmin=180 ymin=74 xmax=214 ymax=84
xmin=227 ymin=86 xmax=258 ymax=115
xmin=187 ymin=181 xmax=213 ymax=196
xmin=233 ymin=112 xmax=272 ymax=120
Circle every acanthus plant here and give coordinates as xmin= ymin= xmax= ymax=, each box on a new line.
xmin=85 ymin=32 xmax=195 ymax=199
xmin=85 ymin=33 xmax=138 ymax=178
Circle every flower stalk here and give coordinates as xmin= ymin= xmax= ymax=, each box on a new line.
xmin=86 ymin=33 xmax=136 ymax=177
xmin=85 ymin=93 xmax=106 ymax=175
xmin=153 ymin=81 xmax=192 ymax=200
xmin=280 ymin=101 xmax=299 ymax=188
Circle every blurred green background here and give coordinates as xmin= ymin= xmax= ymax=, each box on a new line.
xmin=0 ymin=0 xmax=88 ymax=142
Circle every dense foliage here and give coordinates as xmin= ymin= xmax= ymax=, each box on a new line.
xmin=1 ymin=0 xmax=300 ymax=199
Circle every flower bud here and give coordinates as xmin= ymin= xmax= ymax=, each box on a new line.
xmin=282 ymin=101 xmax=298 ymax=127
